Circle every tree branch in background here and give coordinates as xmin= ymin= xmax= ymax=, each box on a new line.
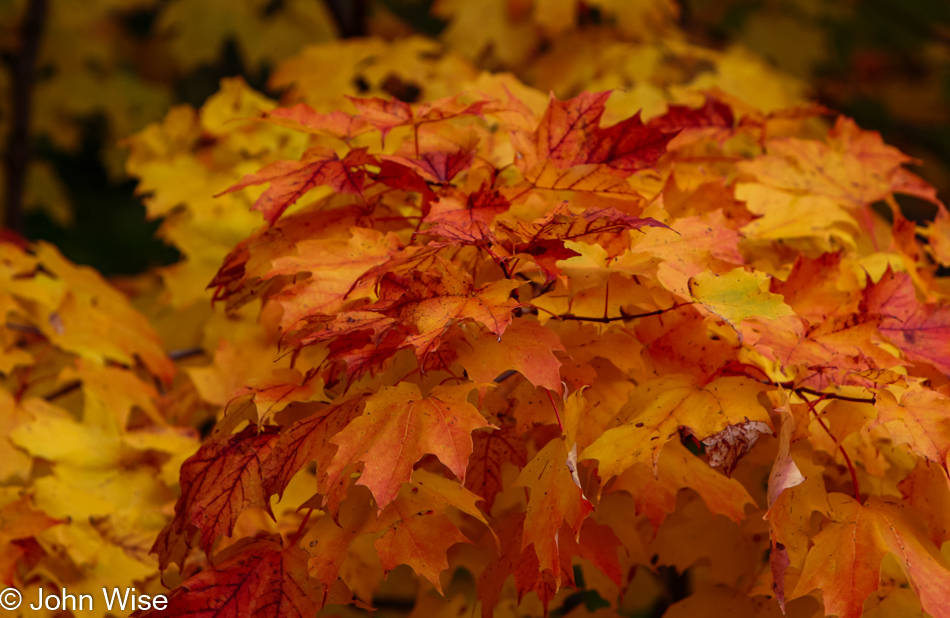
xmin=3 ymin=0 xmax=47 ymax=234
xmin=324 ymin=0 xmax=368 ymax=38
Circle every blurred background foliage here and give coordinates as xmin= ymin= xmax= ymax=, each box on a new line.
xmin=679 ymin=0 xmax=950 ymax=214
xmin=1 ymin=0 xmax=948 ymax=276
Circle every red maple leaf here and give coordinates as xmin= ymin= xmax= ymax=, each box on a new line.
xmin=217 ymin=147 xmax=376 ymax=224
xmin=153 ymin=426 xmax=280 ymax=568
xmin=525 ymin=91 xmax=675 ymax=173
xmin=136 ymin=535 xmax=328 ymax=618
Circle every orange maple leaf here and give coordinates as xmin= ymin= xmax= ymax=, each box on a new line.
xmin=792 ymin=495 xmax=950 ymax=618
xmin=372 ymin=470 xmax=490 ymax=592
xmin=325 ymin=383 xmax=494 ymax=510
xmin=515 ymin=435 xmax=593 ymax=582
xmin=286 ymin=262 xmax=520 ymax=367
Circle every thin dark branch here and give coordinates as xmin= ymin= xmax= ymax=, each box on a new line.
xmin=168 ymin=347 xmax=206 ymax=361
xmin=696 ymin=359 xmax=879 ymax=406
xmin=792 ymin=386 xmax=875 ymax=405
xmin=43 ymin=379 xmax=80 ymax=402
xmin=3 ymin=0 xmax=47 ymax=233
xmin=5 ymin=321 xmax=41 ymax=335
xmin=555 ymin=302 xmax=693 ymax=323
xmin=493 ymin=369 xmax=518 ymax=384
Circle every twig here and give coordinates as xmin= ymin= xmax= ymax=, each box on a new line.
xmin=43 ymin=379 xmax=81 ymax=402
xmin=793 ymin=386 xmax=875 ymax=405
xmin=555 ymin=302 xmax=693 ymax=323
xmin=168 ymin=347 xmax=206 ymax=361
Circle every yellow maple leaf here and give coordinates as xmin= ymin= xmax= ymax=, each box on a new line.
xmin=688 ymin=267 xmax=795 ymax=329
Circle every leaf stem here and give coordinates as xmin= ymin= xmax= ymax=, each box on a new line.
xmin=546 ymin=389 xmax=564 ymax=434
xmin=289 ymin=508 xmax=314 ymax=547
xmin=802 ymin=395 xmax=861 ymax=502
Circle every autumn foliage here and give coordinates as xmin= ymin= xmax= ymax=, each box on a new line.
xmin=6 ymin=2 xmax=950 ymax=618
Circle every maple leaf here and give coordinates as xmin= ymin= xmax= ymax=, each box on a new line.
xmin=465 ymin=425 xmax=529 ymax=511
xmin=262 ymin=104 xmax=371 ymax=139
xmin=325 ymin=383 xmax=494 ymax=510
xmin=5 ymin=243 xmax=176 ymax=384
xmin=384 ymin=149 xmax=475 ymax=183
xmin=372 ymin=470 xmax=490 ymax=592
xmin=863 ymin=268 xmax=950 ymax=374
xmin=518 ymin=91 xmax=675 ymax=173
xmin=617 ymin=210 xmax=744 ymax=297
xmin=25 ymin=3 xmax=950 ymax=617
xmin=771 ymin=252 xmax=857 ymax=322
xmin=520 ymin=160 xmax=644 ymax=194
xmin=0 ymin=496 xmax=61 ymax=586
xmin=136 ymin=535 xmax=327 ymax=618
xmin=515 ymin=435 xmax=593 ymax=581
xmin=217 ymin=146 xmax=376 ymax=224
xmin=688 ymin=268 xmax=795 ymax=330
xmin=766 ymin=402 xmax=806 ymax=516
xmin=648 ymin=96 xmax=735 ymax=133
xmin=423 ymin=185 xmax=510 ymax=246
xmin=873 ymin=387 xmax=950 ymax=469
xmin=557 ymin=518 xmax=625 ymax=588
xmin=154 ymin=426 xmax=280 ymax=568
xmin=743 ymin=314 xmax=903 ymax=389
xmin=498 ymin=203 xmax=666 ymax=280
xmin=455 ymin=319 xmax=566 ymax=394
xmin=499 ymin=202 xmax=666 ymax=244
xmin=263 ymin=394 xmax=369 ymax=500
xmin=607 ymin=438 xmax=757 ymax=532
xmin=300 ymin=492 xmax=376 ymax=588
xmin=375 ymin=159 xmax=438 ymax=205
xmin=264 ymin=227 xmax=403 ymax=330
xmin=348 ymin=94 xmax=489 ymax=144
xmin=581 ymin=375 xmax=772 ymax=478
xmin=286 ymin=262 xmax=521 ymax=366
xmin=433 ymin=0 xmax=539 ymax=66
xmin=792 ymin=494 xmax=950 ymax=618
xmin=701 ymin=420 xmax=772 ymax=476
xmin=477 ymin=512 xmax=559 ymax=617
xmin=899 ymin=459 xmax=950 ymax=547
xmin=739 ymin=119 xmax=908 ymax=209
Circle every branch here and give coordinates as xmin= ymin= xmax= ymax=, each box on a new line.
xmin=168 ymin=346 xmax=206 ymax=361
xmin=554 ymin=302 xmax=693 ymax=323
xmin=709 ymin=362 xmax=878 ymax=406
xmin=43 ymin=379 xmax=80 ymax=402
xmin=792 ymin=386 xmax=875 ymax=405
xmin=3 ymin=0 xmax=47 ymax=233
